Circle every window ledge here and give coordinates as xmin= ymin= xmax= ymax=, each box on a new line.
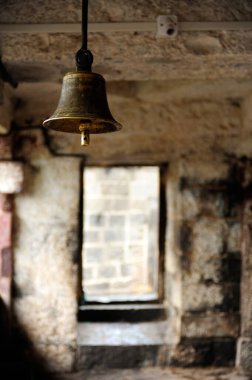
xmin=78 ymin=303 xmax=167 ymax=322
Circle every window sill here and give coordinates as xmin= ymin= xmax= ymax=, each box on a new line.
xmin=78 ymin=303 xmax=167 ymax=322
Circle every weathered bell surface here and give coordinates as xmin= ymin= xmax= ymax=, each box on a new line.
xmin=43 ymin=71 xmax=122 ymax=145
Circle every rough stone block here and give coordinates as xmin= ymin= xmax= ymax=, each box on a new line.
xmin=182 ymin=312 xmax=240 ymax=338
xmin=182 ymin=157 xmax=230 ymax=179
xmin=104 ymin=229 xmax=124 ymax=242
xmin=128 ymin=245 xmax=144 ymax=257
xmin=183 ymin=282 xmax=240 ymax=313
xmin=77 ymin=345 xmax=170 ymax=370
xmin=130 ymin=214 xmax=147 ymax=224
xmin=192 ymin=217 xmax=227 ymax=259
xmin=0 ymin=162 xmax=23 ymax=193
xmin=99 ymin=265 xmax=117 ymax=278
xmin=185 ymin=35 xmax=222 ymax=55
xmin=129 ymin=225 xmax=145 ymax=241
xmin=89 ymin=214 xmax=106 ymax=227
xmin=237 ymin=337 xmax=252 ymax=374
xmin=228 ymin=222 xmax=242 ymax=252
xmin=101 ymin=183 xmax=129 ymax=197
xmin=84 ymin=248 xmax=102 ymax=262
xmin=105 ymin=247 xmax=124 ymax=260
xmin=181 ymin=189 xmax=200 ymax=220
xmin=200 ymin=191 xmax=227 ymax=218
xmin=183 ymin=253 xmax=241 ymax=286
xmin=241 ymin=273 xmax=252 ymax=336
xmin=36 ymin=343 xmax=76 ymax=372
xmin=121 ymin=263 xmax=137 ymax=277
xmin=84 ymin=230 xmax=101 ymax=243
xmin=109 ymin=215 xmax=125 ymax=226
xmin=171 ymin=338 xmax=236 ymax=367
xmin=88 ymin=199 xmax=128 ymax=212
xmin=183 ymin=258 xmax=222 ymax=285
xmin=182 ymin=284 xmax=223 ymax=312
xmin=181 ymin=188 xmax=227 ymax=220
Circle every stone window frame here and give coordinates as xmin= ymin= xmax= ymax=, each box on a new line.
xmin=78 ymin=163 xmax=168 ymax=322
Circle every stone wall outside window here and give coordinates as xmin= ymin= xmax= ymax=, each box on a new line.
xmin=82 ymin=166 xmax=160 ymax=303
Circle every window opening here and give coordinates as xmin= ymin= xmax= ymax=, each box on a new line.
xmin=81 ymin=165 xmax=165 ymax=304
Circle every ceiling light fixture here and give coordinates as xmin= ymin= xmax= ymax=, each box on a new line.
xmin=43 ymin=0 xmax=122 ymax=146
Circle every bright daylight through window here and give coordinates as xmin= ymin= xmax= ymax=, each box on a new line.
xmin=82 ymin=166 xmax=160 ymax=303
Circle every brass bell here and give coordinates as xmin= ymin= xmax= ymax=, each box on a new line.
xmin=43 ymin=71 xmax=122 ymax=146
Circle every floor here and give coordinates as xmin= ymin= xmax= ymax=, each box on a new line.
xmin=61 ymin=368 xmax=250 ymax=380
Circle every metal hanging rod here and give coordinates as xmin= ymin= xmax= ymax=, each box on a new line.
xmin=0 ymin=21 xmax=252 ymax=33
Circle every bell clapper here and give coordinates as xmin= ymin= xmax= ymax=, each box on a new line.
xmin=80 ymin=129 xmax=90 ymax=146
xmin=79 ymin=123 xmax=90 ymax=146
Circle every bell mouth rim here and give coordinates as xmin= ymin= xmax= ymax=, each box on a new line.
xmin=43 ymin=116 xmax=122 ymax=134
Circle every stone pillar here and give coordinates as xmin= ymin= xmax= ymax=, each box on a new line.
xmin=0 ymin=194 xmax=13 ymax=305
xmin=0 ymin=70 xmax=21 ymax=305
xmin=236 ymin=98 xmax=252 ymax=374
xmin=237 ymin=195 xmax=252 ymax=374
xmin=0 ymin=159 xmax=23 ymax=306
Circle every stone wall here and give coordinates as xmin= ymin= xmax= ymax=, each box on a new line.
xmin=12 ymin=129 xmax=81 ymax=372
xmin=0 ymin=132 xmax=24 ymax=306
xmin=236 ymin=160 xmax=252 ymax=374
xmin=0 ymin=127 xmax=246 ymax=372
xmin=167 ymin=159 xmax=242 ymax=367
xmin=0 ymin=136 xmax=13 ymax=306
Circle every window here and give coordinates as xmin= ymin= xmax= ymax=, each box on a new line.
xmin=80 ymin=165 xmax=166 ymax=308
